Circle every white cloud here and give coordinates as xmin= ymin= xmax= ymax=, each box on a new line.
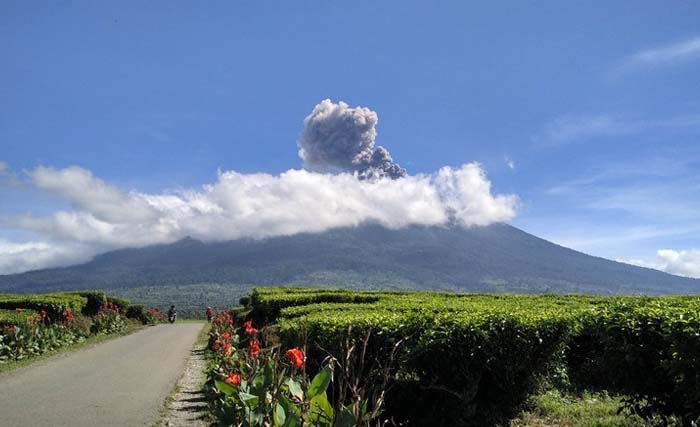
xmin=505 ymin=157 xmax=515 ymax=170
xmin=618 ymin=35 xmax=700 ymax=72
xmin=619 ymin=249 xmax=700 ymax=279
xmin=0 ymin=239 xmax=96 ymax=275
xmin=0 ymin=163 xmax=518 ymax=274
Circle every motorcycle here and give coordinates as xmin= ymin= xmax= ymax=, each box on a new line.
xmin=168 ymin=311 xmax=177 ymax=324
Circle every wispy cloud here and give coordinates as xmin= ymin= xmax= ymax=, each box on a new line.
xmin=619 ymin=249 xmax=700 ymax=279
xmin=505 ymin=157 xmax=515 ymax=170
xmin=616 ymin=35 xmax=700 ymax=73
xmin=0 ymin=161 xmax=7 ymax=176
xmin=535 ymin=113 xmax=700 ymax=146
xmin=525 ymin=152 xmax=700 ymax=262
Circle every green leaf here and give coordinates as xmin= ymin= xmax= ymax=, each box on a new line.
xmin=334 ymin=405 xmax=356 ymax=427
xmin=263 ymin=359 xmax=275 ymax=388
xmin=239 ymin=391 xmax=259 ymax=408
xmin=284 ymin=413 xmax=302 ymax=427
xmin=279 ymin=393 xmax=300 ymax=416
xmin=274 ymin=402 xmax=286 ymax=426
xmin=309 ymin=392 xmax=334 ymax=427
xmin=214 ymin=380 xmax=237 ymax=397
xmin=287 ymin=378 xmax=304 ymax=400
xmin=307 ymin=365 xmax=332 ymax=399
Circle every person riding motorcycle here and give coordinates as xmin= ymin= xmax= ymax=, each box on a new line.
xmin=167 ymin=305 xmax=177 ymax=323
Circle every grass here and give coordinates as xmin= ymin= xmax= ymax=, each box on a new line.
xmin=511 ymin=390 xmax=650 ymax=427
xmin=0 ymin=321 xmax=142 ymax=375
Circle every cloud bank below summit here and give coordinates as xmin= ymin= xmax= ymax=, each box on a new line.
xmin=0 ymin=100 xmax=518 ymax=274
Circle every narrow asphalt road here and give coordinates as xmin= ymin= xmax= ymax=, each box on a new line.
xmin=0 ymin=323 xmax=204 ymax=427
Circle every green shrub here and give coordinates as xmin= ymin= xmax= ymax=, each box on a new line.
xmin=62 ymin=291 xmax=107 ymax=316
xmin=0 ymin=293 xmax=87 ymax=320
xmin=0 ymin=308 xmax=39 ymax=326
xmin=261 ymin=289 xmax=587 ymax=425
xmin=249 ymin=287 xmax=700 ymax=426
xmin=567 ymin=298 xmax=700 ymax=425
xmin=125 ymin=304 xmax=145 ymax=321
xmin=106 ymin=296 xmax=130 ymax=311
xmin=238 ymin=295 xmax=251 ymax=307
xmin=92 ymin=302 xmax=128 ymax=334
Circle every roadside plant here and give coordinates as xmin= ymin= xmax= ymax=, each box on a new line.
xmin=206 ymin=318 xmax=398 ymax=426
xmin=92 ymin=302 xmax=128 ymax=334
xmin=0 ymin=310 xmax=91 ymax=361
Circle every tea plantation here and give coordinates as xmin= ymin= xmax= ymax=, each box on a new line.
xmin=0 ymin=291 xmax=166 ymax=366
xmin=247 ymin=287 xmax=700 ymax=426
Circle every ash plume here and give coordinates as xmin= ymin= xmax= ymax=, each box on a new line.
xmin=298 ymin=99 xmax=407 ymax=179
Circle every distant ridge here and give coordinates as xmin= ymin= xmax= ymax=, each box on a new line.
xmin=0 ymin=224 xmax=697 ymax=295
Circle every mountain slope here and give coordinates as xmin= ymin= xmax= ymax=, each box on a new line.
xmin=0 ymin=224 xmax=697 ymax=294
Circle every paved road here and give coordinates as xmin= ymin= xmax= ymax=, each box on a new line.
xmin=0 ymin=323 xmax=204 ymax=427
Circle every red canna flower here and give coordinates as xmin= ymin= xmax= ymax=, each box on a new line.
xmin=286 ymin=348 xmax=304 ymax=369
xmin=243 ymin=319 xmax=259 ymax=336
xmin=212 ymin=339 xmax=221 ymax=351
xmin=248 ymin=339 xmax=260 ymax=357
xmin=221 ymin=332 xmax=230 ymax=341
xmin=225 ymin=372 xmax=241 ymax=386
xmin=223 ymin=342 xmax=232 ymax=357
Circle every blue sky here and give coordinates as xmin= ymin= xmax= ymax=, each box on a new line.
xmin=1 ymin=1 xmax=700 ymax=277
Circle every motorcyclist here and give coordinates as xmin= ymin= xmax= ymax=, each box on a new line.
xmin=168 ymin=305 xmax=177 ymax=323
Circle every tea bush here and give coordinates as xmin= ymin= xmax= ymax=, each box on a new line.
xmin=0 ymin=292 xmax=132 ymax=364
xmin=248 ymin=288 xmax=700 ymax=426
xmin=568 ymin=297 xmax=700 ymax=425
xmin=0 ymin=293 xmax=87 ymax=320
xmin=63 ymin=291 xmax=107 ymax=316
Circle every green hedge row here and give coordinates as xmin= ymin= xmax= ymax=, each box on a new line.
xmin=250 ymin=287 xmax=382 ymax=322
xmin=0 ymin=291 xmax=131 ymax=321
xmin=250 ymin=287 xmax=700 ymax=426
xmin=567 ymin=297 xmax=700 ymax=423
xmin=61 ymin=291 xmax=107 ymax=316
xmin=0 ymin=308 xmax=39 ymax=326
xmin=0 ymin=293 xmax=87 ymax=320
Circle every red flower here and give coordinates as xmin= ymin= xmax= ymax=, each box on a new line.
xmin=221 ymin=332 xmax=230 ymax=340
xmin=286 ymin=348 xmax=304 ymax=369
xmin=40 ymin=310 xmax=48 ymax=319
xmin=225 ymin=372 xmax=241 ymax=386
xmin=223 ymin=342 xmax=232 ymax=357
xmin=248 ymin=339 xmax=260 ymax=358
xmin=243 ymin=320 xmax=259 ymax=336
xmin=212 ymin=339 xmax=221 ymax=351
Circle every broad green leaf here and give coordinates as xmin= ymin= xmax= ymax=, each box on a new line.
xmin=307 ymin=366 xmax=332 ymax=399
xmin=334 ymin=405 xmax=356 ymax=427
xmin=239 ymin=391 xmax=259 ymax=408
xmin=309 ymin=392 xmax=334 ymax=427
xmin=284 ymin=412 xmax=302 ymax=427
xmin=274 ymin=402 xmax=286 ymax=426
xmin=279 ymin=393 xmax=301 ymax=417
xmin=214 ymin=380 xmax=236 ymax=397
xmin=287 ymin=378 xmax=304 ymax=400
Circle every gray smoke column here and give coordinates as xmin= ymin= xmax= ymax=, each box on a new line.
xmin=298 ymin=99 xmax=407 ymax=179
